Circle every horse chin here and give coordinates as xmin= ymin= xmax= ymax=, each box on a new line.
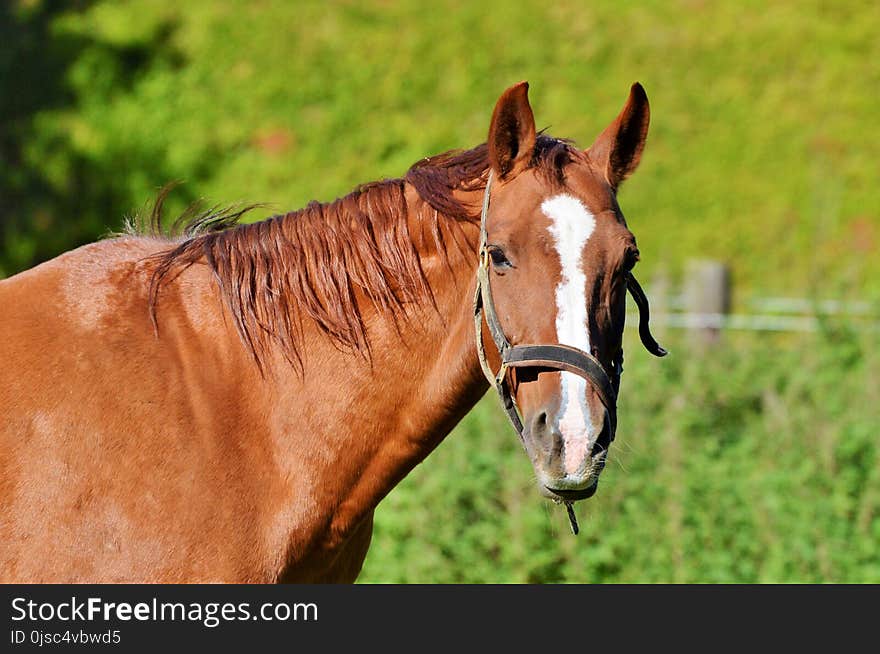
xmin=531 ymin=447 xmax=607 ymax=504
xmin=540 ymin=479 xmax=599 ymax=503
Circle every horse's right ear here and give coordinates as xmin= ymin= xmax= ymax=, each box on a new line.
xmin=488 ymin=81 xmax=537 ymax=180
xmin=586 ymin=82 xmax=650 ymax=190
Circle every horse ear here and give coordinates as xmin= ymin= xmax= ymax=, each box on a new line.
xmin=587 ymin=82 xmax=650 ymax=190
xmin=488 ymin=81 xmax=537 ymax=179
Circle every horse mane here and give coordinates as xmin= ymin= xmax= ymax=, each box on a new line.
xmin=145 ymin=135 xmax=577 ymax=371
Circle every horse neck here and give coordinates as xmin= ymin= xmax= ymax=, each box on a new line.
xmin=262 ymin=184 xmax=489 ymax=556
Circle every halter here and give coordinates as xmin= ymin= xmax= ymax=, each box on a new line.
xmin=473 ymin=170 xmax=667 ymax=446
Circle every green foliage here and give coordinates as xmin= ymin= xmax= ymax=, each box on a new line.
xmin=2 ymin=1 xmax=878 ymax=293
xmin=361 ymin=327 xmax=880 ymax=583
xmin=1 ymin=0 xmax=877 ymax=582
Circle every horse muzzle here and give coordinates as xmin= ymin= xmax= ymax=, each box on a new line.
xmin=525 ymin=402 xmax=612 ymax=503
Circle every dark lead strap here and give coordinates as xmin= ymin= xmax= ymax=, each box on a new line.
xmin=566 ymin=502 xmax=579 ymax=535
xmin=625 ymin=272 xmax=668 ymax=357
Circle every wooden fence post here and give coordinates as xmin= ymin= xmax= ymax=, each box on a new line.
xmin=683 ymin=259 xmax=731 ymax=347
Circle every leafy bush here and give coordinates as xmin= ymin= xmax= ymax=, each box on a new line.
xmin=361 ymin=326 xmax=880 ymax=582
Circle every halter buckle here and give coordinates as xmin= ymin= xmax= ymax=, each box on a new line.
xmin=479 ymin=245 xmax=490 ymax=269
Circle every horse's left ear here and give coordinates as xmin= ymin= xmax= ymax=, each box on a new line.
xmin=488 ymin=81 xmax=537 ymax=179
xmin=586 ymin=82 xmax=650 ymax=190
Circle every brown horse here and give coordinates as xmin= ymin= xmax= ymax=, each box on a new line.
xmin=0 ymin=81 xmax=661 ymax=582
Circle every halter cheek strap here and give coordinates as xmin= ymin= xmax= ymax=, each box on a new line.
xmin=473 ymin=170 xmax=666 ymax=442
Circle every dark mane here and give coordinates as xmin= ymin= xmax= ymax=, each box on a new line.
xmin=146 ymin=135 xmax=577 ymax=371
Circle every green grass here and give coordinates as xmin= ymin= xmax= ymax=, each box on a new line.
xmin=2 ymin=0 xmax=878 ymax=582
xmin=361 ymin=326 xmax=880 ymax=583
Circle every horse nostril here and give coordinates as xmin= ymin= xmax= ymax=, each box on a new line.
xmin=532 ymin=410 xmax=549 ymax=435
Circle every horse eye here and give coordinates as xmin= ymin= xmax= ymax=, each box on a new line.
xmin=489 ymin=247 xmax=512 ymax=270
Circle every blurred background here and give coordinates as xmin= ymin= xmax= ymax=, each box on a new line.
xmin=2 ymin=0 xmax=877 ymax=582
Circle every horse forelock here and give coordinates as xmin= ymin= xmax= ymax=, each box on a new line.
xmin=143 ymin=135 xmax=579 ymax=372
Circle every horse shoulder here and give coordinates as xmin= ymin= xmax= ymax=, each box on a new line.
xmin=0 ymin=237 xmax=281 ymax=582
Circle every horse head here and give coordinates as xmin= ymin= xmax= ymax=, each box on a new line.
xmin=475 ymin=82 xmax=666 ymax=513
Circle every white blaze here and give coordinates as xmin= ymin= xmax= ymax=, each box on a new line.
xmin=542 ymin=194 xmax=597 ymax=475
